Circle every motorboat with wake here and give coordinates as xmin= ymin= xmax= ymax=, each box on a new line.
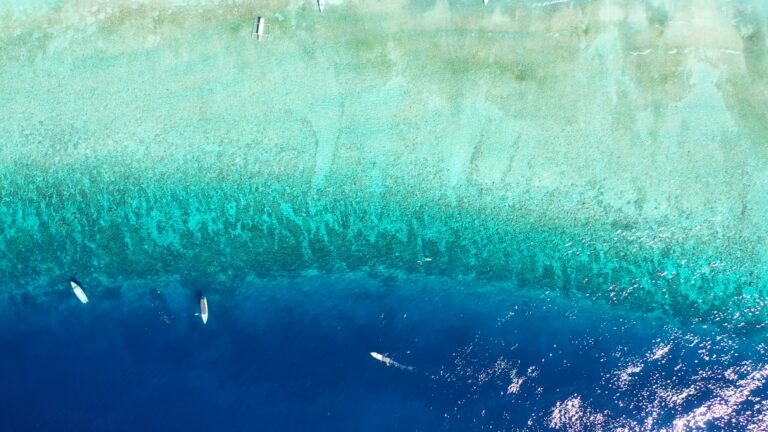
xmin=370 ymin=352 xmax=414 ymax=371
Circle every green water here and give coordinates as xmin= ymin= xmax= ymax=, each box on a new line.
xmin=3 ymin=0 xmax=768 ymax=323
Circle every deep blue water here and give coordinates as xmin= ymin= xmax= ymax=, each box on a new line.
xmin=3 ymin=273 xmax=766 ymax=431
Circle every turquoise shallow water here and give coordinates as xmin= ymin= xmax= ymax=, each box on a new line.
xmin=5 ymin=0 xmax=768 ymax=429
xmin=4 ymin=0 xmax=768 ymax=323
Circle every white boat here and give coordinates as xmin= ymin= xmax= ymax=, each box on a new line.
xmin=484 ymin=0 xmax=489 ymax=4
xmin=70 ymin=281 xmax=88 ymax=304
xmin=318 ymin=0 xmax=326 ymax=13
xmin=200 ymin=296 xmax=208 ymax=324
xmin=253 ymin=17 xmax=268 ymax=40
xmin=370 ymin=352 xmax=415 ymax=371
xmin=370 ymin=352 xmax=393 ymax=365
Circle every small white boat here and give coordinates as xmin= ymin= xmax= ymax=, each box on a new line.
xmin=253 ymin=17 xmax=268 ymax=40
xmin=370 ymin=351 xmax=415 ymax=371
xmin=200 ymin=296 xmax=208 ymax=324
xmin=370 ymin=352 xmax=393 ymax=365
xmin=318 ymin=0 xmax=326 ymax=13
xmin=484 ymin=0 xmax=489 ymax=4
xmin=70 ymin=281 xmax=88 ymax=304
